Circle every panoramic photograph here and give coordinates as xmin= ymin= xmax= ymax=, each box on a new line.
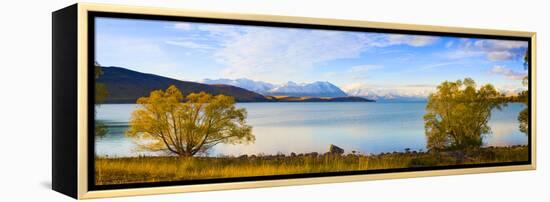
xmin=93 ymin=17 xmax=530 ymax=185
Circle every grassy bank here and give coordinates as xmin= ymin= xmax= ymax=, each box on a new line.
xmin=96 ymin=145 xmax=528 ymax=185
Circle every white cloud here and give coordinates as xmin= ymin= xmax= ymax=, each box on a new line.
xmin=160 ymin=23 xmax=442 ymax=83
xmin=165 ymin=40 xmax=214 ymax=49
xmin=420 ymin=61 xmax=461 ymax=70
xmin=490 ymin=65 xmax=527 ymax=80
xmin=477 ymin=40 xmax=526 ymax=50
xmin=197 ymin=24 xmax=244 ymax=41
xmin=445 ymin=39 xmax=527 ymax=61
xmin=173 ymin=22 xmax=193 ymax=31
xmin=475 ymin=40 xmax=527 ymax=61
xmin=366 ymin=34 xmax=438 ymax=47
xmin=213 ymin=28 xmax=373 ymax=82
xmin=409 ymin=36 xmax=439 ymax=47
xmin=190 ymin=24 xmax=439 ymax=83
xmin=444 ymin=49 xmax=484 ymax=59
xmin=385 ymin=34 xmax=439 ymax=47
xmin=487 ymin=51 xmax=513 ymax=61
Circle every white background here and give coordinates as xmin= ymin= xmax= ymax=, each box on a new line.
xmin=0 ymin=0 xmax=547 ymax=201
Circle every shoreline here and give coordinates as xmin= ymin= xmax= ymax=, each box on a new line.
xmin=95 ymin=144 xmax=528 ymax=159
xmin=95 ymin=145 xmax=528 ymax=185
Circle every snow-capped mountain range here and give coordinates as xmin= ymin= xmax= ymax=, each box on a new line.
xmin=343 ymin=84 xmax=435 ymax=101
xmin=200 ymin=78 xmax=525 ymax=101
xmin=343 ymin=84 xmax=525 ymax=101
xmin=268 ymin=81 xmax=347 ymax=97
xmin=201 ymin=78 xmax=275 ymax=94
xmin=200 ymin=79 xmax=347 ymax=97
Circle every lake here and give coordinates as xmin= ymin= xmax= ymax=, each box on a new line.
xmin=95 ymin=102 xmax=528 ymax=157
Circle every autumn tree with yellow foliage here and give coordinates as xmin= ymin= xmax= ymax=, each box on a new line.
xmin=424 ymin=78 xmax=505 ymax=151
xmin=126 ymin=85 xmax=254 ymax=157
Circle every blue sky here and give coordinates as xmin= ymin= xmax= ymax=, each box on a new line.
xmin=95 ymin=17 xmax=528 ymax=96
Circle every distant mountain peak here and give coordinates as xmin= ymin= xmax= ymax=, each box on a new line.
xmin=200 ymin=78 xmax=348 ymax=98
xmin=313 ymin=81 xmax=331 ymax=85
xmin=267 ymin=81 xmax=346 ymax=97
xmin=201 ymin=78 xmax=275 ymax=94
xmin=343 ymin=84 xmax=435 ymax=102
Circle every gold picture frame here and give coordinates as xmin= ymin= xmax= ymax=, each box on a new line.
xmin=52 ymin=3 xmax=536 ymax=199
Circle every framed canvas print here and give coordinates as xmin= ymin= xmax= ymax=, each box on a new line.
xmin=52 ymin=3 xmax=536 ymax=199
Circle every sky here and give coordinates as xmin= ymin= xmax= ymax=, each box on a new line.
xmin=95 ymin=17 xmax=529 ymax=95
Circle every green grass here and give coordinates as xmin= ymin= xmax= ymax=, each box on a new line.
xmin=95 ymin=145 xmax=528 ymax=185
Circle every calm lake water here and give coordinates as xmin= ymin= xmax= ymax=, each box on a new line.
xmin=95 ymin=102 xmax=527 ymax=157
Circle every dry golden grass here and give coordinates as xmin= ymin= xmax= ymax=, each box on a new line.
xmin=95 ymin=146 xmax=528 ymax=185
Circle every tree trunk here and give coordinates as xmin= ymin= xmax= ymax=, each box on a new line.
xmin=178 ymin=151 xmax=193 ymax=158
